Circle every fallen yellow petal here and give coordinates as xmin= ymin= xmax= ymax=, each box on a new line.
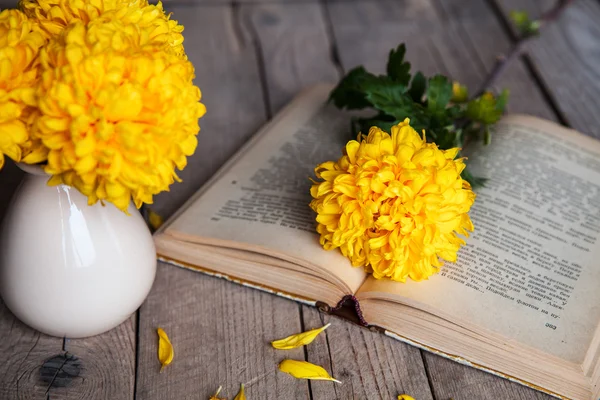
xmin=209 ymin=386 xmax=225 ymax=400
xmin=271 ymin=323 xmax=331 ymax=350
xmin=233 ymin=384 xmax=246 ymax=400
xmin=157 ymin=328 xmax=174 ymax=372
xmin=398 ymin=395 xmax=416 ymax=400
xmin=148 ymin=209 xmax=164 ymax=230
xmin=278 ymin=359 xmax=341 ymax=383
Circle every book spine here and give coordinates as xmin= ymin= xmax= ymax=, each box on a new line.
xmin=318 ymin=295 xmax=369 ymax=327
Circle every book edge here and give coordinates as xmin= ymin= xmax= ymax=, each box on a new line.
xmin=157 ymin=253 xmax=371 ymax=327
xmin=159 ymin=253 xmax=577 ymax=399
xmin=382 ymin=329 xmax=572 ymax=400
xmin=158 ymin=254 xmax=318 ymax=307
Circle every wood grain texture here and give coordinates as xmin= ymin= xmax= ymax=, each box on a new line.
xmin=249 ymin=3 xmax=435 ymax=398
xmin=435 ymin=0 xmax=557 ymax=120
xmin=327 ymin=0 xmax=556 ymax=120
xmin=136 ymin=263 xmax=308 ymax=400
xmin=0 ymin=0 xmax=588 ymax=399
xmin=494 ymin=0 xmax=600 ymax=137
xmin=302 ymin=306 xmax=434 ymax=400
xmin=136 ymin=5 xmax=309 ymax=399
xmin=422 ymin=352 xmax=553 ymax=400
xmin=0 ymin=299 xmax=63 ymax=399
xmin=241 ymin=2 xmax=340 ymax=114
xmin=0 ymin=1 xmax=17 ymax=9
xmin=327 ymin=1 xmax=557 ymax=398
xmin=47 ymin=317 xmax=137 ymax=399
xmin=152 ymin=3 xmax=268 ymax=219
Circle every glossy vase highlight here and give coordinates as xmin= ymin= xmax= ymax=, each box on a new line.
xmin=0 ymin=165 xmax=157 ymax=338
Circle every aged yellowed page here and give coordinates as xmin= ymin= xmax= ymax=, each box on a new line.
xmin=358 ymin=115 xmax=600 ymax=365
xmin=160 ymin=85 xmax=366 ymax=294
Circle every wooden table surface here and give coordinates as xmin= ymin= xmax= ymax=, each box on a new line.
xmin=1 ymin=0 xmax=599 ymax=398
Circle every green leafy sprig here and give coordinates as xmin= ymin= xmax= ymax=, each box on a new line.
xmin=329 ymin=43 xmax=509 ymax=188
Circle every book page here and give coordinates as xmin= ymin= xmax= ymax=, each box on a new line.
xmin=358 ymin=116 xmax=600 ymax=364
xmin=163 ymin=85 xmax=366 ymax=294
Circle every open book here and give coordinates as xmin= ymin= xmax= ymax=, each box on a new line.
xmin=155 ymin=85 xmax=600 ymax=400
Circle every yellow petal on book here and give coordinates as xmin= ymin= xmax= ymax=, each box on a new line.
xmin=278 ymin=359 xmax=341 ymax=383
xmin=209 ymin=386 xmax=226 ymax=400
xmin=271 ymin=323 xmax=331 ymax=349
xmin=233 ymin=384 xmax=246 ymax=400
xmin=157 ymin=328 xmax=174 ymax=372
xmin=398 ymin=395 xmax=416 ymax=400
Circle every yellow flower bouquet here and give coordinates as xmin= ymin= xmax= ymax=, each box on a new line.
xmin=0 ymin=0 xmax=205 ymax=338
xmin=317 ymin=44 xmax=497 ymax=283
xmin=310 ymin=119 xmax=475 ymax=283
xmin=1 ymin=0 xmax=205 ymax=212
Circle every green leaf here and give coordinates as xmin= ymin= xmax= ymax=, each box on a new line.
xmin=430 ymin=126 xmax=460 ymax=149
xmin=426 ymin=75 xmax=453 ymax=116
xmin=466 ymin=92 xmax=503 ymax=125
xmin=495 ymin=89 xmax=510 ymax=112
xmin=509 ymin=10 xmax=540 ymax=37
xmin=408 ymin=72 xmax=426 ymax=102
xmin=386 ymin=44 xmax=412 ymax=85
xmin=509 ymin=10 xmax=529 ymax=27
xmin=328 ymin=67 xmax=380 ymax=110
xmin=445 ymin=104 xmax=463 ymax=120
xmin=363 ymin=82 xmax=429 ymax=131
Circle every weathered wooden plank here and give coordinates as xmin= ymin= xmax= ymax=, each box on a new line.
xmin=423 ymin=353 xmax=552 ymax=400
xmin=0 ymin=299 xmax=64 ymax=399
xmin=0 ymin=1 xmax=17 ymax=10
xmin=247 ymin=3 xmax=434 ymax=398
xmin=327 ymin=0 xmax=557 ymax=398
xmin=47 ymin=317 xmax=137 ymax=399
xmin=152 ymin=2 xmax=269 ymax=219
xmin=434 ymin=0 xmax=557 ymax=120
xmin=328 ymin=0 xmax=555 ymax=120
xmin=302 ymin=307 xmax=434 ymax=399
xmin=493 ymin=0 xmax=600 ymax=138
xmin=241 ymin=2 xmax=340 ymax=114
xmin=136 ymin=263 xmax=308 ymax=400
xmin=135 ymin=4 xmax=308 ymax=399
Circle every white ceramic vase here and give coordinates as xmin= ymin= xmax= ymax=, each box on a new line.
xmin=0 ymin=165 xmax=157 ymax=338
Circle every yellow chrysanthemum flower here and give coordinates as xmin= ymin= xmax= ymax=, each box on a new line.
xmin=0 ymin=9 xmax=47 ymax=170
xmin=310 ymin=119 xmax=475 ymax=282
xmin=35 ymin=19 xmax=206 ymax=211
xmin=18 ymin=0 xmax=186 ymax=58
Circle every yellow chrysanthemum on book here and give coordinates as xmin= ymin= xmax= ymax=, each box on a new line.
xmin=18 ymin=0 xmax=186 ymax=58
xmin=0 ymin=9 xmax=47 ymax=170
xmin=35 ymin=19 xmax=206 ymax=211
xmin=310 ymin=119 xmax=475 ymax=282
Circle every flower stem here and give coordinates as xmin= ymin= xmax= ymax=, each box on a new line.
xmin=473 ymin=0 xmax=575 ymax=98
